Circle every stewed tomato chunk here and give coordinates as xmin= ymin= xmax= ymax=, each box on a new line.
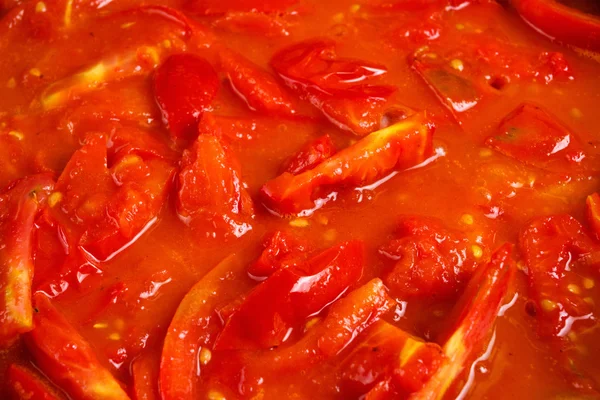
xmin=24 ymin=293 xmax=130 ymax=400
xmin=586 ymin=193 xmax=600 ymax=241
xmin=281 ymin=134 xmax=336 ymax=175
xmin=176 ymin=129 xmax=254 ymax=239
xmin=260 ymin=113 xmax=434 ymax=216
xmin=214 ymin=241 xmax=364 ymax=350
xmin=186 ymin=0 xmax=299 ymax=15
xmin=247 ymin=230 xmax=309 ymax=277
xmin=379 ymin=215 xmax=478 ymax=299
xmin=0 ymin=173 xmax=54 ymax=346
xmin=6 ymin=363 xmax=66 ymax=400
xmin=271 ymin=39 xmax=397 ymax=135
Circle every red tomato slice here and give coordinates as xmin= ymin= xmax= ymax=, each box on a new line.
xmin=214 ymin=241 xmax=364 ymax=350
xmin=7 ymin=363 xmax=66 ymax=400
xmin=281 ymin=135 xmax=336 ymax=175
xmin=413 ymin=244 xmax=516 ymax=399
xmin=186 ymin=0 xmax=298 ymax=15
xmin=486 ymin=103 xmax=597 ymax=174
xmin=512 ymin=0 xmax=600 ymax=51
xmin=260 ymin=112 xmax=434 ymax=216
xmin=0 ymin=173 xmax=54 ymax=346
xmin=247 ymin=230 xmax=309 ymax=277
xmin=160 ymin=253 xmax=251 ymax=400
xmin=586 ymin=193 xmax=600 ymax=241
xmin=176 ymin=132 xmax=254 ymax=239
xmin=153 ymin=54 xmax=219 ymax=141
xmin=24 ymin=293 xmax=130 ymax=400
xmin=341 ymin=320 xmax=445 ymax=398
xmin=131 ymin=352 xmax=160 ymax=400
xmin=519 ymin=215 xmax=597 ymax=338
xmin=271 ymin=39 xmax=397 ymax=135
xmin=219 ymin=48 xmax=298 ymax=116
xmin=379 ymin=216 xmax=478 ymax=298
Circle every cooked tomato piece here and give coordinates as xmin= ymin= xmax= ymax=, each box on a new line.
xmin=512 ymin=0 xmax=600 ymax=51
xmin=51 ymin=132 xmax=175 ymax=261
xmin=131 ymin=352 xmax=160 ymax=400
xmin=379 ymin=215 xmax=478 ymax=299
xmin=186 ymin=0 xmax=298 ymax=15
xmin=271 ymin=39 xmax=397 ymax=135
xmin=281 ymin=134 xmax=336 ymax=175
xmin=486 ymin=103 xmax=597 ymax=174
xmin=213 ymin=11 xmax=291 ymax=37
xmin=176 ymin=131 xmax=254 ymax=239
xmin=519 ymin=215 xmax=597 ymax=338
xmin=160 ymin=253 xmax=251 ymax=400
xmin=247 ymin=230 xmax=308 ymax=277
xmin=24 ymin=293 xmax=130 ymax=400
xmin=6 ymin=363 xmax=66 ymax=400
xmin=413 ymin=244 xmax=516 ymax=399
xmin=214 ymin=241 xmax=364 ymax=350
xmin=586 ymin=193 xmax=600 ymax=241
xmin=219 ymin=48 xmax=298 ymax=116
xmin=0 ymin=173 xmax=54 ymax=346
xmin=260 ymin=113 xmax=434 ymax=216
xmin=153 ymin=54 xmax=219 ymax=141
xmin=341 ymin=320 xmax=445 ymax=398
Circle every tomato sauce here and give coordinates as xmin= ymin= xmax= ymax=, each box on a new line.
xmin=1 ymin=0 xmax=600 ymax=399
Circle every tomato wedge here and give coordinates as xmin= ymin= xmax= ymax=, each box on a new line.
xmin=412 ymin=244 xmax=516 ymax=399
xmin=260 ymin=113 xmax=434 ymax=216
xmin=214 ymin=241 xmax=364 ymax=350
xmin=131 ymin=352 xmax=160 ymax=400
xmin=153 ymin=54 xmax=219 ymax=141
xmin=6 ymin=363 xmax=66 ymax=400
xmin=0 ymin=173 xmax=54 ymax=346
xmin=24 ymin=293 xmax=130 ymax=400
xmin=586 ymin=193 xmax=600 ymax=241
xmin=247 ymin=230 xmax=308 ymax=277
xmin=512 ymin=0 xmax=600 ymax=51
xmin=281 ymin=135 xmax=336 ymax=175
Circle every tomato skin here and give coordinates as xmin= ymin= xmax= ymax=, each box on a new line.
xmin=281 ymin=135 xmax=336 ymax=175
xmin=260 ymin=113 xmax=434 ymax=216
xmin=153 ymin=54 xmax=219 ymax=141
xmin=0 ymin=173 xmax=54 ymax=347
xmin=186 ymin=0 xmax=298 ymax=15
xmin=6 ymin=363 xmax=66 ymax=400
xmin=512 ymin=0 xmax=600 ymax=51
xmin=379 ymin=216 xmax=478 ymax=299
xmin=176 ymin=131 xmax=254 ymax=239
xmin=219 ymin=48 xmax=298 ymax=116
xmin=131 ymin=353 xmax=159 ymax=400
xmin=586 ymin=193 xmax=600 ymax=241
xmin=247 ymin=230 xmax=308 ymax=277
xmin=24 ymin=293 xmax=130 ymax=400
xmin=214 ymin=240 xmax=364 ymax=350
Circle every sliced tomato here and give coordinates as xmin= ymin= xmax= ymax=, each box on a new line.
xmin=6 ymin=363 xmax=66 ymax=400
xmin=271 ymin=39 xmax=396 ymax=135
xmin=341 ymin=320 xmax=445 ymax=398
xmin=24 ymin=293 xmax=130 ymax=400
xmin=379 ymin=216 xmax=478 ymax=299
xmin=586 ymin=193 xmax=600 ymax=241
xmin=213 ymin=11 xmax=291 ymax=37
xmin=512 ymin=0 xmax=600 ymax=51
xmin=176 ymin=131 xmax=254 ymax=239
xmin=219 ymin=48 xmax=298 ymax=116
xmin=214 ymin=241 xmax=364 ymax=350
xmin=186 ymin=0 xmax=298 ymax=15
xmin=519 ymin=215 xmax=597 ymax=338
xmin=247 ymin=230 xmax=309 ymax=277
xmin=486 ymin=103 xmax=597 ymax=174
xmin=0 ymin=173 xmax=54 ymax=346
xmin=153 ymin=54 xmax=219 ymax=141
xmin=160 ymin=253 xmax=251 ymax=400
xmin=281 ymin=135 xmax=336 ymax=175
xmin=412 ymin=244 xmax=516 ymax=399
xmin=131 ymin=352 xmax=160 ymax=400
xmin=260 ymin=112 xmax=434 ymax=216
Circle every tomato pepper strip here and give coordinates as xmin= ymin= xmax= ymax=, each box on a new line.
xmin=6 ymin=363 xmax=66 ymax=400
xmin=131 ymin=352 xmax=160 ymax=400
xmin=24 ymin=293 xmax=131 ymax=400
xmin=260 ymin=112 xmax=434 ymax=216
xmin=411 ymin=244 xmax=516 ymax=400
xmin=0 ymin=173 xmax=54 ymax=346
xmin=512 ymin=0 xmax=600 ymax=51
xmin=586 ymin=193 xmax=600 ymax=241
xmin=159 ymin=252 xmax=251 ymax=400
xmin=281 ymin=135 xmax=336 ymax=175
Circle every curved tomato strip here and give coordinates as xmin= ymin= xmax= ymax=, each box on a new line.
xmin=260 ymin=113 xmax=434 ymax=216
xmin=131 ymin=353 xmax=159 ymax=400
xmin=214 ymin=241 xmax=364 ymax=350
xmin=153 ymin=54 xmax=219 ymax=141
xmin=7 ymin=363 xmax=66 ymax=400
xmin=0 ymin=173 xmax=54 ymax=346
xmin=412 ymin=244 xmax=516 ymax=399
xmin=512 ymin=0 xmax=600 ymax=51
xmin=159 ymin=253 xmax=251 ymax=400
xmin=586 ymin=193 xmax=600 ymax=241
xmin=24 ymin=293 xmax=130 ymax=400
xmin=281 ymin=134 xmax=336 ymax=175
xmin=186 ymin=0 xmax=298 ymax=15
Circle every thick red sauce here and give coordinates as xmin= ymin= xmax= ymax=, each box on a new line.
xmin=1 ymin=0 xmax=600 ymax=399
